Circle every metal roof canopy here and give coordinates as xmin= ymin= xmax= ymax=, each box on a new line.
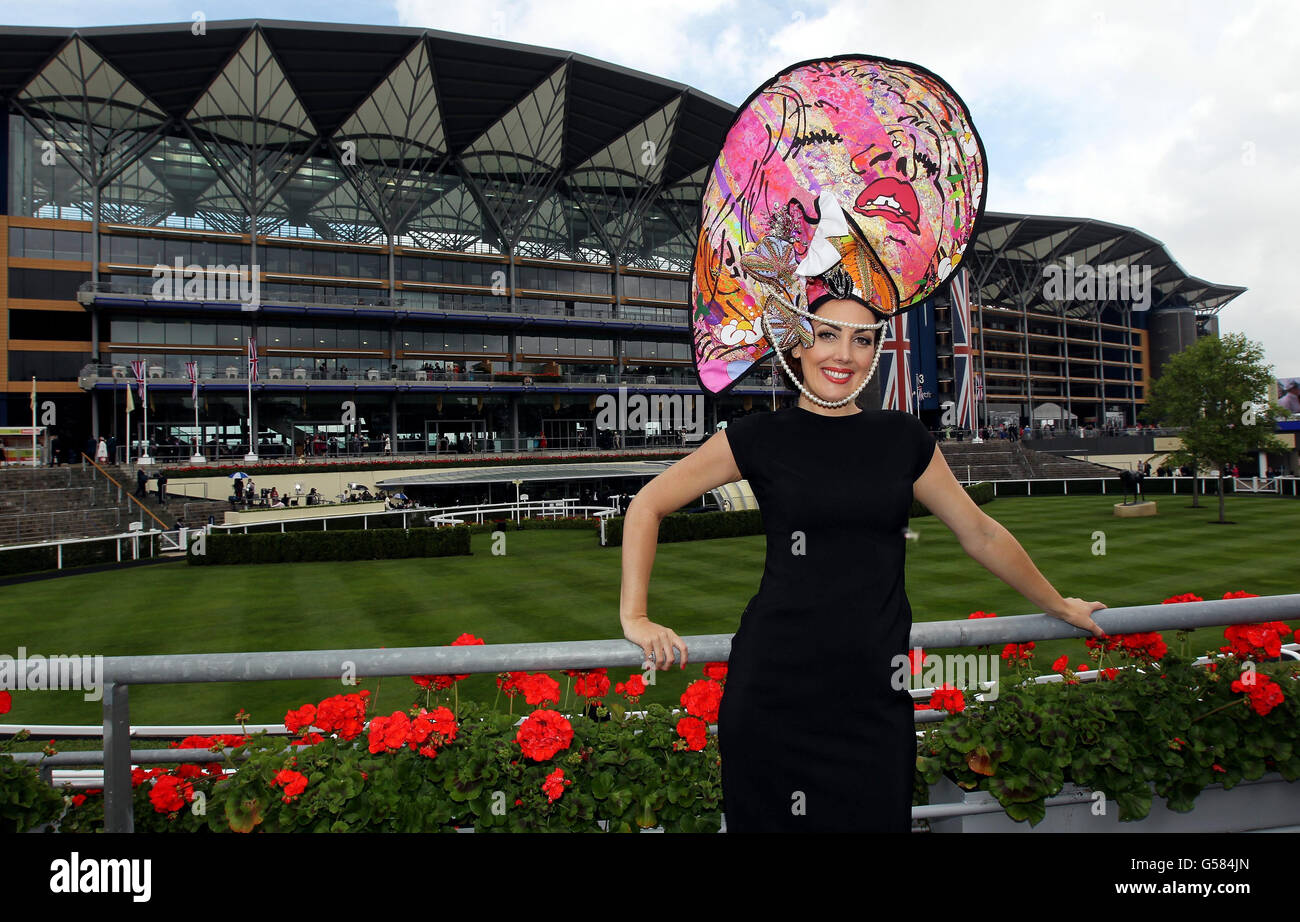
xmin=967 ymin=213 xmax=1245 ymax=317
xmin=0 ymin=19 xmax=731 ymax=182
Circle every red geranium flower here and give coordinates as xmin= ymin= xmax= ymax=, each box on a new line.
xmin=928 ymin=684 xmax=966 ymax=714
xmin=907 ymin=648 xmax=925 ymax=675
xmin=284 ymin=704 xmax=316 ymax=735
xmin=272 ymin=769 xmax=309 ymax=803
xmin=148 ymin=775 xmax=194 ymax=814
xmin=1222 ymin=622 xmax=1292 ymax=659
xmin=367 ymin=711 xmax=411 ymax=754
xmin=1101 ymin=667 xmax=1119 ymax=680
xmin=172 ymin=735 xmax=218 ymax=751
xmin=1000 ymin=642 xmax=1035 ymax=663
xmin=291 ymin=732 xmax=324 ymax=747
xmin=1231 ymin=673 xmax=1286 ymax=716
xmin=417 ymin=633 xmax=487 ymax=689
xmin=574 ymin=671 xmax=611 ymax=699
xmin=1051 ymin=655 xmax=1069 ymax=674
xmin=703 ymin=662 xmax=729 ymax=681
xmin=1085 ymin=635 xmax=1122 ymax=653
xmin=0 ymin=691 xmax=11 ymax=714
xmin=496 ymin=671 xmax=528 ymax=698
xmin=516 ymin=673 xmax=561 ymax=706
xmin=132 ymin=767 xmax=164 ymax=787
xmin=314 ymin=691 xmax=369 ymax=740
xmin=615 ymin=674 xmax=647 ymax=702
xmin=409 ymin=706 xmax=458 ymax=757
xmin=967 ymin=611 xmax=997 ymax=619
xmin=676 ymin=716 xmax=708 ymax=751
xmin=541 ymin=767 xmax=571 ymax=803
xmin=71 ymin=793 xmax=87 ymax=807
xmin=1162 ymin=593 xmax=1203 ymax=604
xmin=1115 ymin=632 xmax=1167 ymax=661
xmin=680 ymin=679 xmax=724 ymax=723
xmin=1222 ymin=590 xmax=1260 ymax=599
xmin=516 ymin=710 xmax=574 ymax=761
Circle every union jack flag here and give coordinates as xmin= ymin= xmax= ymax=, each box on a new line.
xmin=186 ymin=360 xmax=198 ymax=400
xmin=247 ymin=337 xmax=259 ymax=383
xmin=880 ymin=312 xmax=913 ymax=413
xmin=130 ymin=359 xmax=146 ymax=400
xmin=950 ymin=268 xmax=977 ymax=429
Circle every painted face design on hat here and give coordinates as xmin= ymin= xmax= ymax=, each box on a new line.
xmin=691 ymin=56 xmax=986 ymax=395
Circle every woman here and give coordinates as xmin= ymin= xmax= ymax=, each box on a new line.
xmin=95 ymin=436 xmax=108 ymax=464
xmin=619 ymin=297 xmax=1106 ymax=832
xmin=619 ymin=55 xmax=1105 ymax=832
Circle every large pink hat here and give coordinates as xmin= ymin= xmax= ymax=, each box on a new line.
xmin=690 ymin=55 xmax=987 ymax=395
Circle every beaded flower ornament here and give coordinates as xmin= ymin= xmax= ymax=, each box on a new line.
xmin=690 ymin=55 xmax=987 ymax=406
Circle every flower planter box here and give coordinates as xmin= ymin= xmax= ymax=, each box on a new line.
xmin=925 ymin=772 xmax=1300 ymax=833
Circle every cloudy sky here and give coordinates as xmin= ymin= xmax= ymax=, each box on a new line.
xmin=7 ymin=0 xmax=1298 ymax=375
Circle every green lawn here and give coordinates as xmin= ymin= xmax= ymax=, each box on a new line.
xmin=2 ymin=493 xmax=1297 ymax=730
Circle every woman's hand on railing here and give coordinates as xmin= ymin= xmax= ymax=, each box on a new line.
xmin=621 ymin=615 xmax=688 ymax=670
xmin=1046 ymin=597 xmax=1108 ymax=639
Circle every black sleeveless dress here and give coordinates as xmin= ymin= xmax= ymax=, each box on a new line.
xmin=718 ymin=405 xmax=936 ymax=832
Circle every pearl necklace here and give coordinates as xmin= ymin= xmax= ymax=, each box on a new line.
xmin=763 ymin=310 xmax=888 ymax=408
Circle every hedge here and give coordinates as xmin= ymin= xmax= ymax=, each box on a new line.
xmin=187 ymin=524 xmax=470 ymax=565
xmin=466 ymin=516 xmax=601 ymax=534
xmin=602 ymin=509 xmax=764 ymax=547
xmin=601 ymin=483 xmax=995 ymax=547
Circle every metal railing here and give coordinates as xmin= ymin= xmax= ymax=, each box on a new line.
xmin=206 ymin=500 xmax=615 ymax=534
xmin=79 ymin=279 xmax=406 ymax=309
xmin=78 ymin=362 xmax=701 ymax=389
xmin=78 ymin=279 xmax=686 ymax=326
xmin=0 ymin=526 xmax=169 ymax=569
xmin=977 ymin=475 xmax=1300 ymax=496
xmin=5 ymin=594 xmax=1293 ymax=832
xmin=79 ymin=453 xmax=170 ymax=530
xmin=0 ymin=508 xmax=127 ymax=546
xmin=91 ymin=435 xmax=695 ymax=464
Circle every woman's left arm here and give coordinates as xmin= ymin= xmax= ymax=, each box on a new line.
xmin=912 ymin=444 xmax=1107 ymax=638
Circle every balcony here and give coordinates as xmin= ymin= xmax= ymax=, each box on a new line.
xmin=77 ymin=363 xmax=723 ymax=393
xmin=77 ymin=280 xmax=685 ymax=330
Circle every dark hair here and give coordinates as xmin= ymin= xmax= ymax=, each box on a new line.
xmin=776 ymin=299 xmax=887 ymax=391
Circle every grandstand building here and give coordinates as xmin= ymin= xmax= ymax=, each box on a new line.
xmin=0 ymin=21 xmax=1245 ymax=458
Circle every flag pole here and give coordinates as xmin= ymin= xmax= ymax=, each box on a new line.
xmin=244 ymin=336 xmax=258 ymax=463
xmin=190 ymin=361 xmax=205 ymax=463
xmin=30 ymin=376 xmax=38 ymax=468
xmin=139 ymin=364 xmax=153 ymax=464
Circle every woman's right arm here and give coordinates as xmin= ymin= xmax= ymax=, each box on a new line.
xmin=620 ymin=428 xmax=745 ymax=670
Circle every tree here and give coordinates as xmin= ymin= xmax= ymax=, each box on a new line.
xmin=1141 ymin=333 xmax=1287 ymax=523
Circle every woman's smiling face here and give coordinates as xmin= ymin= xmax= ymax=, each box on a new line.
xmin=790 ymin=298 xmax=880 ymax=401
